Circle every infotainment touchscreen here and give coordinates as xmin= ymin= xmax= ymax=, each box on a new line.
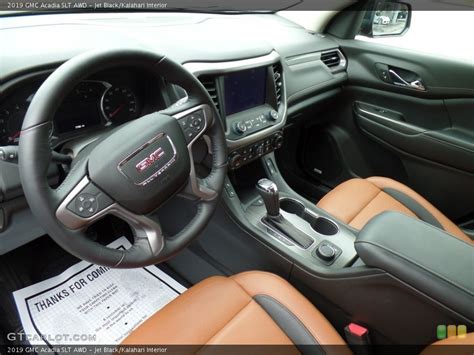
xmin=224 ymin=67 xmax=266 ymax=116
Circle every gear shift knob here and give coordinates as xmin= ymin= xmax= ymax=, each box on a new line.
xmin=256 ymin=178 xmax=280 ymax=217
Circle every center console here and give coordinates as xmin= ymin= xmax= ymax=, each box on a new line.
xmin=185 ymin=51 xmax=356 ymax=270
xmin=251 ymin=178 xmax=357 ymax=268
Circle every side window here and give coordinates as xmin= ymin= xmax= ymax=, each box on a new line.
xmin=357 ymin=1 xmax=474 ymax=62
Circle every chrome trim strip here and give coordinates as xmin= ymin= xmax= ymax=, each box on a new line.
xmin=183 ymin=51 xmax=281 ymax=76
xmin=357 ymin=107 xmax=425 ymax=134
xmin=260 ymin=217 xmax=314 ymax=250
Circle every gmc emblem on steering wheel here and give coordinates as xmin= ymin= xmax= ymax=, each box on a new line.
xmin=135 ymin=147 xmax=165 ymax=173
xmin=117 ymin=133 xmax=177 ymax=186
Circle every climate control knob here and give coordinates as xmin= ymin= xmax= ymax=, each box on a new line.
xmin=233 ymin=121 xmax=247 ymax=135
xmin=228 ymin=152 xmax=243 ymax=169
xmin=269 ymin=110 xmax=279 ymax=121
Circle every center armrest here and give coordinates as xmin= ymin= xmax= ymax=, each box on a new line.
xmin=355 ymin=211 xmax=473 ymax=321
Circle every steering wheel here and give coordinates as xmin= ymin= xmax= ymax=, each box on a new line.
xmin=18 ymin=49 xmax=227 ymax=268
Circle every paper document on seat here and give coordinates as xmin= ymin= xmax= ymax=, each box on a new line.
xmin=13 ymin=236 xmax=186 ymax=346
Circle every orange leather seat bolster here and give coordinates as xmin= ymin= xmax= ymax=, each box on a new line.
xmin=316 ymin=176 xmax=471 ymax=243
xmin=231 ymin=271 xmax=349 ymax=347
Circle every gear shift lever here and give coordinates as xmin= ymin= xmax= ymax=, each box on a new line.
xmin=256 ymin=178 xmax=313 ymax=249
xmin=256 ymin=178 xmax=280 ymax=217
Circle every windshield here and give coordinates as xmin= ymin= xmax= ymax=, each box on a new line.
xmin=0 ymin=0 xmax=301 ymax=15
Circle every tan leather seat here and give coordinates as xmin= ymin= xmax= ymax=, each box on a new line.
xmin=317 ymin=176 xmax=471 ymax=243
xmin=122 ymin=271 xmax=351 ymax=352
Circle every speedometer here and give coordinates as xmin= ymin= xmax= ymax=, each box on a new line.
xmin=101 ymin=86 xmax=138 ymax=124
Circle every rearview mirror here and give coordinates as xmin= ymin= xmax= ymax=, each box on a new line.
xmin=360 ymin=1 xmax=411 ymax=37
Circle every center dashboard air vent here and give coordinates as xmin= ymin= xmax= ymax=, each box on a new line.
xmin=199 ymin=76 xmax=220 ymax=114
xmin=321 ymin=49 xmax=347 ymax=73
xmin=272 ymin=63 xmax=283 ymax=108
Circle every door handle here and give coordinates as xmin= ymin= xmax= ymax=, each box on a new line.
xmin=388 ymin=69 xmax=426 ymax=91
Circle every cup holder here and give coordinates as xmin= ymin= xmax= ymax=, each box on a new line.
xmin=280 ymin=198 xmax=339 ymax=236
xmin=311 ymin=217 xmax=338 ymax=236
xmin=280 ymin=198 xmax=305 ymax=217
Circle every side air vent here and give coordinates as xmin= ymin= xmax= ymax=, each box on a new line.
xmin=321 ymin=51 xmax=341 ymax=67
xmin=199 ymin=76 xmax=220 ymax=113
xmin=272 ymin=63 xmax=283 ymax=108
xmin=321 ymin=49 xmax=347 ymax=73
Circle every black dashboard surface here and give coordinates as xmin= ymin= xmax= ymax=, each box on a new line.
xmin=0 ymin=11 xmax=346 ymax=174
xmin=1 ymin=13 xmax=339 ymax=84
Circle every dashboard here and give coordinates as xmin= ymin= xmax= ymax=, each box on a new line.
xmin=0 ymin=11 xmax=348 ymax=254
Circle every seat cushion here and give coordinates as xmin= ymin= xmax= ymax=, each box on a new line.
xmin=317 ymin=176 xmax=471 ymax=243
xmin=121 ymin=271 xmax=350 ymax=352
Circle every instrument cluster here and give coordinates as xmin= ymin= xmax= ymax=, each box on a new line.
xmin=0 ymin=68 xmax=167 ymax=147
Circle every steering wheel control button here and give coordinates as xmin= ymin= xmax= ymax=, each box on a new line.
xmin=313 ymin=241 xmax=342 ymax=265
xmin=67 ymin=183 xmax=113 ymax=219
xmin=76 ymin=193 xmax=97 ymax=215
xmin=191 ymin=116 xmax=203 ymax=128
xmin=178 ymin=110 xmax=206 ymax=144
xmin=178 ymin=116 xmax=189 ymax=128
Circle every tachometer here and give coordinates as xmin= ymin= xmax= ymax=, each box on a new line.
xmin=101 ymin=86 xmax=138 ymax=124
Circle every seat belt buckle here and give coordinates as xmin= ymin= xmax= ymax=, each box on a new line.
xmin=344 ymin=323 xmax=372 ymax=355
